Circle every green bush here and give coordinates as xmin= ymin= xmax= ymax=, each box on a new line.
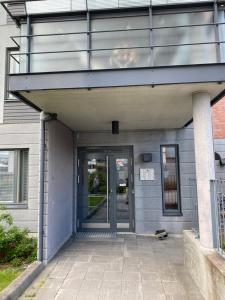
xmin=223 ymin=242 xmax=225 ymax=250
xmin=0 ymin=207 xmax=37 ymax=266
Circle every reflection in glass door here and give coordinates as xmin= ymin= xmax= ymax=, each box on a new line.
xmin=115 ymin=158 xmax=130 ymax=230
xmin=78 ymin=152 xmax=110 ymax=229
xmin=77 ymin=148 xmax=134 ymax=232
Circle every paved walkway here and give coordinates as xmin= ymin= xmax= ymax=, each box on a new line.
xmin=20 ymin=235 xmax=204 ymax=300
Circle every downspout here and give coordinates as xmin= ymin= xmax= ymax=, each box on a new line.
xmin=38 ymin=112 xmax=57 ymax=262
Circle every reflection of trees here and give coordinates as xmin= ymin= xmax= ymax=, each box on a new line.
xmin=88 ymin=171 xmax=107 ymax=194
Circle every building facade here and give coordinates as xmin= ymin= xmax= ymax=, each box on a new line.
xmin=0 ymin=0 xmax=225 ymax=263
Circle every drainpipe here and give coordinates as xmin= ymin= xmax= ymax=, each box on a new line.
xmin=38 ymin=112 xmax=57 ymax=262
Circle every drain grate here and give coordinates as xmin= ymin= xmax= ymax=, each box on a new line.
xmin=75 ymin=232 xmax=117 ymax=239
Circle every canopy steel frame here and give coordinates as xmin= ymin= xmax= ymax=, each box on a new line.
xmin=0 ymin=0 xmax=44 ymax=27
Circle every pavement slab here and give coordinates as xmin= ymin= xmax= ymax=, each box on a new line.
xmin=19 ymin=235 xmax=204 ymax=300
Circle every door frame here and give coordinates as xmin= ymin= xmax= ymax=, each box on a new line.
xmin=77 ymin=146 xmax=135 ymax=233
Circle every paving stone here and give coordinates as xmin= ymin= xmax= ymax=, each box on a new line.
xmin=122 ymin=271 xmax=141 ymax=281
xmin=85 ymin=270 xmax=104 ymax=279
xmin=80 ymin=279 xmax=102 ymax=290
xmin=18 ymin=236 xmax=203 ymax=300
xmin=61 ymin=278 xmax=83 ymax=289
xmin=76 ymin=290 xmax=100 ymax=300
xmin=102 ymin=280 xmax=122 ymax=290
xmin=142 ymin=281 xmax=165 ymax=294
xmin=66 ymin=269 xmax=87 ymax=279
xmin=54 ymin=289 xmax=79 ymax=300
xmin=41 ymin=278 xmax=64 ymax=289
xmin=121 ymin=290 xmax=143 ymax=300
xmin=104 ymin=271 xmax=123 ymax=280
xmin=163 ymin=282 xmax=187 ymax=295
xmin=141 ymin=271 xmax=161 ymax=281
xmin=99 ymin=288 xmax=122 ymax=300
xmin=34 ymin=288 xmax=58 ymax=299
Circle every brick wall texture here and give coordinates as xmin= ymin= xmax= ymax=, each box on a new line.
xmin=213 ymin=97 xmax=225 ymax=139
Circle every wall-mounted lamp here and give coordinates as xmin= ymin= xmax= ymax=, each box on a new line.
xmin=215 ymin=152 xmax=225 ymax=166
xmin=112 ymin=121 xmax=119 ymax=134
xmin=142 ymin=153 xmax=152 ymax=163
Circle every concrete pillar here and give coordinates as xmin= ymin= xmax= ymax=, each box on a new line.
xmin=192 ymin=91 xmax=215 ymax=249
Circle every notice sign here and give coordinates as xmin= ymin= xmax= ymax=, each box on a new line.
xmin=140 ymin=168 xmax=155 ymax=181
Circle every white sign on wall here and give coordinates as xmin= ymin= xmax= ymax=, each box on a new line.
xmin=140 ymin=168 xmax=155 ymax=181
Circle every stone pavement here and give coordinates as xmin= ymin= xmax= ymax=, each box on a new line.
xmin=19 ymin=235 xmax=204 ymax=300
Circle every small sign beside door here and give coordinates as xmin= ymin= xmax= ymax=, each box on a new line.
xmin=140 ymin=168 xmax=155 ymax=181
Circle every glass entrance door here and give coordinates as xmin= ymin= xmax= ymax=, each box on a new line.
xmin=77 ymin=147 xmax=134 ymax=232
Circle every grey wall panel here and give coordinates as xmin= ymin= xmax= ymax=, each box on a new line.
xmin=44 ymin=120 xmax=74 ymax=263
xmin=4 ymin=101 xmax=40 ymax=124
xmin=77 ymin=128 xmax=197 ymax=234
xmin=0 ymin=123 xmax=40 ymax=234
xmin=0 ymin=22 xmax=19 ymax=123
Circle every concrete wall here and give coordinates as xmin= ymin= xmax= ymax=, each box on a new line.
xmin=44 ymin=120 xmax=74 ymax=262
xmin=0 ymin=123 xmax=40 ymax=233
xmin=77 ymin=126 xmax=197 ymax=234
xmin=184 ymin=230 xmax=225 ymax=300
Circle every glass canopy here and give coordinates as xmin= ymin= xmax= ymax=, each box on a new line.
xmin=26 ymin=0 xmax=215 ymax=14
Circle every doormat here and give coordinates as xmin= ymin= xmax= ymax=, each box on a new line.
xmin=75 ymin=232 xmax=117 ymax=240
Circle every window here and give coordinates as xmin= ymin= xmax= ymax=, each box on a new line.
xmin=5 ymin=48 xmax=20 ymax=100
xmin=160 ymin=145 xmax=182 ymax=216
xmin=0 ymin=150 xmax=28 ymax=205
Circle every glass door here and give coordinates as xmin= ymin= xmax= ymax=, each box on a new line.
xmin=77 ymin=147 xmax=134 ymax=232
xmin=111 ymin=156 xmax=133 ymax=231
xmin=77 ymin=151 xmax=111 ymax=230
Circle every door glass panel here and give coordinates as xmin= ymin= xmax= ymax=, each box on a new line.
xmin=115 ymin=158 xmax=130 ymax=228
xmin=78 ymin=149 xmax=133 ymax=232
xmin=80 ymin=153 xmax=110 ymax=228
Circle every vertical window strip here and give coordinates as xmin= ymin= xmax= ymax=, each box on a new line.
xmin=161 ymin=145 xmax=182 ymax=216
xmin=19 ymin=149 xmax=29 ymax=203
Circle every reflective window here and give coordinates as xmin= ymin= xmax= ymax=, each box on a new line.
xmin=161 ymin=145 xmax=181 ymax=215
xmin=116 ymin=158 xmax=129 ymax=224
xmin=91 ymin=15 xmax=150 ymax=69
xmin=153 ymin=11 xmax=217 ymax=66
xmin=18 ymin=9 xmax=221 ymax=72
xmin=0 ymin=150 xmax=28 ymax=204
xmin=219 ymin=10 xmax=225 ymax=62
xmin=30 ymin=20 xmax=87 ymax=72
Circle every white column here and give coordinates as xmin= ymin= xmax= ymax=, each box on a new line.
xmin=192 ymin=91 xmax=215 ymax=249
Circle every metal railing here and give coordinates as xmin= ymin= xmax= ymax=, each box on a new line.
xmin=189 ymin=178 xmax=199 ymax=238
xmin=211 ymin=179 xmax=225 ymax=257
xmin=9 ymin=2 xmax=225 ymax=73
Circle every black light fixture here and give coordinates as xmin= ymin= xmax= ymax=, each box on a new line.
xmin=215 ymin=152 xmax=225 ymax=166
xmin=112 ymin=121 xmax=119 ymax=134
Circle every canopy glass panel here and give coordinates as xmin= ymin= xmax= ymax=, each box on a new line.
xmin=26 ymin=0 xmax=215 ymax=14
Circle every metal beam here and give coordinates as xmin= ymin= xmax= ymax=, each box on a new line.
xmin=8 ymin=64 xmax=225 ymax=92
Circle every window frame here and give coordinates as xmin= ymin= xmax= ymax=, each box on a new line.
xmin=5 ymin=47 xmax=20 ymax=102
xmin=0 ymin=149 xmax=29 ymax=209
xmin=160 ymin=144 xmax=182 ymax=216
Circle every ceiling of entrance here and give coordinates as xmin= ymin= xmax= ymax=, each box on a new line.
xmin=21 ymin=83 xmax=225 ymax=131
